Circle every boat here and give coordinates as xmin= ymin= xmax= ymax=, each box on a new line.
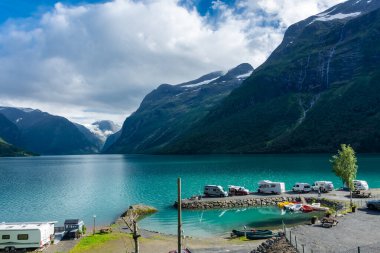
xmin=277 ymin=201 xmax=292 ymax=208
xmin=231 ymin=229 xmax=273 ymax=237
xmin=285 ymin=203 xmax=303 ymax=212
xmin=246 ymin=233 xmax=280 ymax=240
xmin=300 ymin=204 xmax=314 ymax=213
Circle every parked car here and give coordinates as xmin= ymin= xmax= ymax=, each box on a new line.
xmin=228 ymin=185 xmax=250 ymax=196
xmin=367 ymin=200 xmax=380 ymax=210
xmin=257 ymin=180 xmax=285 ymax=194
xmin=204 ymin=185 xmax=228 ymax=197
xmin=353 ymin=180 xmax=369 ymax=191
xmin=312 ymin=181 xmax=334 ymax=192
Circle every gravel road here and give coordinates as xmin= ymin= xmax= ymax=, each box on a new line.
xmin=290 ymin=208 xmax=380 ymax=253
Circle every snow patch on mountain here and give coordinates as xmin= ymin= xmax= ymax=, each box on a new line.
xmin=182 ymin=76 xmax=220 ymax=88
xmin=236 ymin=71 xmax=253 ymax=79
xmin=309 ymin=12 xmax=361 ymax=25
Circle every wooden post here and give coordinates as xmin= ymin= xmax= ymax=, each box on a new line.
xmin=133 ymin=220 xmax=140 ymax=253
xmin=358 ymin=246 xmax=361 ymax=253
xmin=290 ymin=231 xmax=292 ymax=245
xmin=178 ymin=178 xmax=182 ymax=253
xmin=295 ymin=235 xmax=297 ymax=250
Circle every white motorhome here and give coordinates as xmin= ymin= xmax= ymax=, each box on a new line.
xmin=353 ymin=180 xmax=369 ymax=191
xmin=292 ymin=183 xmax=312 ymax=193
xmin=0 ymin=221 xmax=56 ymax=251
xmin=312 ymin=181 xmax=334 ymax=192
xmin=257 ymin=180 xmax=285 ymax=194
xmin=204 ymin=185 xmax=228 ymax=197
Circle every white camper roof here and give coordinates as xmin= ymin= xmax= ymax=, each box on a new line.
xmin=0 ymin=222 xmax=56 ymax=231
xmin=258 ymin=180 xmax=284 ymax=185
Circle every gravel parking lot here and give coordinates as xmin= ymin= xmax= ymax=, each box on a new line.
xmin=290 ymin=208 xmax=380 ymax=253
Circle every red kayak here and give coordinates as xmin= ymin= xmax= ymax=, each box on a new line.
xmin=301 ymin=205 xmax=313 ymax=213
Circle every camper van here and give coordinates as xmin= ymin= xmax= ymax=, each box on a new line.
xmin=353 ymin=180 xmax=369 ymax=191
xmin=0 ymin=221 xmax=55 ymax=251
xmin=257 ymin=180 xmax=285 ymax=194
xmin=204 ymin=185 xmax=228 ymax=197
xmin=292 ymin=183 xmax=312 ymax=193
xmin=312 ymin=181 xmax=334 ymax=192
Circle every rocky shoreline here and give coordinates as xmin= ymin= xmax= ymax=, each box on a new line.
xmin=176 ymin=196 xmax=347 ymax=210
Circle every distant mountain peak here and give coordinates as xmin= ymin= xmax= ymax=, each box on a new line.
xmin=86 ymin=120 xmax=121 ymax=141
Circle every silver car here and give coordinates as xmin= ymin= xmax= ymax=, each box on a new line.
xmin=367 ymin=200 xmax=380 ymax=210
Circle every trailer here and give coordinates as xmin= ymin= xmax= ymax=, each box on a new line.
xmin=0 ymin=221 xmax=56 ymax=251
xmin=257 ymin=180 xmax=285 ymax=194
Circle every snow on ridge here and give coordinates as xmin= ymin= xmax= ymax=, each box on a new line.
xmin=309 ymin=12 xmax=361 ymax=25
xmin=315 ymin=12 xmax=361 ymax=22
xmin=236 ymin=71 xmax=253 ymax=79
xmin=182 ymin=76 xmax=220 ymax=88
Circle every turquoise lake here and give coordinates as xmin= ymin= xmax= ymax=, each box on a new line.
xmin=1 ymin=154 xmax=379 ymax=237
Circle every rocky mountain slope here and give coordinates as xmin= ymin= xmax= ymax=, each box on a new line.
xmin=161 ymin=0 xmax=380 ymax=154
xmin=106 ymin=63 xmax=253 ymax=153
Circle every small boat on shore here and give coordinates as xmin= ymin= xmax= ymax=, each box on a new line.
xmin=246 ymin=233 xmax=280 ymax=240
xmin=231 ymin=229 xmax=273 ymax=237
xmin=300 ymin=204 xmax=313 ymax=213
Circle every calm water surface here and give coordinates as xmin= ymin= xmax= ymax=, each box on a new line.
xmin=1 ymin=154 xmax=379 ymax=237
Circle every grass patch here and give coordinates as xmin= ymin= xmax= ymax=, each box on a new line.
xmin=69 ymin=233 xmax=131 ymax=253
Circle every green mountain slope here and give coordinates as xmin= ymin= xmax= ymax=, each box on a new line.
xmin=0 ymin=138 xmax=35 ymax=157
xmin=106 ymin=63 xmax=253 ymax=153
xmin=162 ymin=1 xmax=380 ymax=154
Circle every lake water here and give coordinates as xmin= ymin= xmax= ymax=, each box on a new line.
xmin=1 ymin=154 xmax=379 ymax=237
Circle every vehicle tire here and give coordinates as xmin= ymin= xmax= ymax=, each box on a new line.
xmin=368 ymin=204 xmax=375 ymax=210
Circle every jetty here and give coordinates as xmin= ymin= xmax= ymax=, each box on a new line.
xmin=174 ymin=189 xmax=380 ymax=210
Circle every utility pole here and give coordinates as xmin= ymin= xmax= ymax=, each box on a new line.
xmin=132 ymin=220 xmax=140 ymax=253
xmin=177 ymin=177 xmax=182 ymax=253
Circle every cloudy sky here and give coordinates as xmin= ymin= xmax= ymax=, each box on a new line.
xmin=0 ymin=0 xmax=345 ymax=125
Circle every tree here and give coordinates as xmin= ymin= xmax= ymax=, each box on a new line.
xmin=330 ymin=144 xmax=358 ymax=206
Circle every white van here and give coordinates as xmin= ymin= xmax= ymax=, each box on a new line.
xmin=312 ymin=181 xmax=334 ymax=192
xmin=257 ymin=180 xmax=285 ymax=194
xmin=0 ymin=221 xmax=55 ymax=251
xmin=204 ymin=185 xmax=228 ymax=197
xmin=353 ymin=180 xmax=369 ymax=190
xmin=292 ymin=183 xmax=312 ymax=193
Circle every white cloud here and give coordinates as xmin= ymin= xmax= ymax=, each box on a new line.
xmin=0 ymin=0 xmax=345 ymax=124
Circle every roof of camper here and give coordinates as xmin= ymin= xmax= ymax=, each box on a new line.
xmin=0 ymin=221 xmax=56 ymax=231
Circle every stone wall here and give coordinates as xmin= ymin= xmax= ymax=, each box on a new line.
xmin=175 ymin=196 xmax=348 ymax=210
xmin=177 ymin=196 xmax=297 ymax=209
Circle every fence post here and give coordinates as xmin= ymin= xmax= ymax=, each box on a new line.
xmin=290 ymin=231 xmax=292 ymax=245
xmin=295 ymin=236 xmax=298 ymax=250
xmin=302 ymin=244 xmax=305 ymax=253
xmin=358 ymin=246 xmax=361 ymax=253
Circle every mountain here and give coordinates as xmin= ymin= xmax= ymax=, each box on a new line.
xmin=0 ymin=107 xmax=99 ymax=155
xmin=0 ymin=113 xmax=20 ymax=144
xmin=87 ymin=120 xmax=121 ymax=143
xmin=102 ymin=130 xmax=121 ymax=152
xmin=161 ymin=0 xmax=380 ymax=154
xmin=0 ymin=138 xmax=34 ymax=157
xmin=105 ymin=63 xmax=254 ymax=153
